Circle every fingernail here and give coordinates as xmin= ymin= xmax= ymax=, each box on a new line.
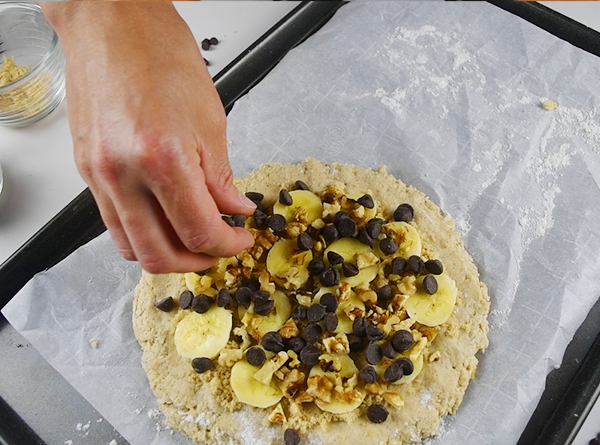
xmin=239 ymin=193 xmax=257 ymax=211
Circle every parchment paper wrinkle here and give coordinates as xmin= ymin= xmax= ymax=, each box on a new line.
xmin=4 ymin=3 xmax=600 ymax=445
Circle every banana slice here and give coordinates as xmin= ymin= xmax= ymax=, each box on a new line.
xmin=238 ymin=290 xmax=292 ymax=339
xmin=230 ymin=360 xmax=283 ymax=408
xmin=382 ymin=221 xmax=421 ymax=258
xmin=174 ymin=306 xmax=232 ymax=360
xmin=324 ymin=238 xmax=379 ymax=287
xmin=185 ymin=272 xmax=215 ymax=296
xmin=272 ymin=190 xmax=323 ymax=224
xmin=346 ymin=193 xmax=377 ymax=221
xmin=335 ymin=292 xmax=365 ymax=334
xmin=404 ymin=273 xmax=457 ymax=327
xmin=309 ymin=354 xmax=365 ymax=413
xmin=266 ymin=238 xmax=313 ymax=289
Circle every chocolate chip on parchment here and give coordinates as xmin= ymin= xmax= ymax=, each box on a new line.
xmin=155 ymin=296 xmax=174 ymax=312
xmin=262 ymin=332 xmax=285 ymax=352
xmin=320 ymin=267 xmax=340 ymax=287
xmin=191 ymin=357 xmax=213 ymax=374
xmin=303 ymin=323 xmax=322 ymax=344
xmin=322 ymin=313 xmax=339 ymax=332
xmin=234 ymin=286 xmax=253 ymax=306
xmin=408 ymin=255 xmax=425 ymax=274
xmin=292 ymin=304 xmax=308 ymax=321
xmin=232 ymin=214 xmax=246 ymax=227
xmin=422 ymin=275 xmax=438 ymax=294
xmin=320 ymin=292 xmax=338 ymax=312
xmin=246 ymin=346 xmax=267 ymax=367
xmin=342 ymin=262 xmax=359 ymax=277
xmin=393 ymin=203 xmax=414 ymax=222
xmin=308 ymin=258 xmax=326 ymax=276
xmin=357 ymin=194 xmax=375 ymax=209
xmin=254 ymin=298 xmax=275 ymax=316
xmin=216 ymin=288 xmax=232 ymax=307
xmin=425 ymin=259 xmax=444 ymax=275
xmin=327 ymin=251 xmax=344 ymax=265
xmin=245 ymin=191 xmax=264 ymax=203
xmin=297 ymin=232 xmax=314 ymax=251
xmin=286 ymin=336 xmax=306 ymax=355
xmin=391 ymin=257 xmax=407 ymax=275
xmin=192 ymin=295 xmax=213 ymax=314
xmin=253 ymin=209 xmax=268 ymax=229
xmin=179 ymin=290 xmax=194 ymax=309
xmin=379 ymin=237 xmax=398 ymax=255
xmin=268 ymin=214 xmax=287 ymax=232
xmin=322 ymin=224 xmax=339 ymax=244
xmin=367 ymin=404 xmax=389 ymax=424
xmin=279 ymin=189 xmax=293 ymax=206
xmin=209 ymin=37 xmax=219 ymax=46
xmin=357 ymin=227 xmax=374 ymax=247
xmin=359 ymin=365 xmax=378 ymax=384
xmin=366 ymin=218 xmax=384 ymax=239
xmin=391 ymin=330 xmax=413 ymax=352
xmin=299 ymin=344 xmax=320 ymax=366
xmin=201 ymin=38 xmax=211 ymax=50
xmin=366 ymin=324 xmax=385 ymax=342
xmin=284 ymin=428 xmax=301 ymax=445
xmin=294 ymin=180 xmax=310 ymax=191
xmin=364 ymin=342 xmax=383 ymax=365
xmin=307 ymin=304 xmax=326 ymax=322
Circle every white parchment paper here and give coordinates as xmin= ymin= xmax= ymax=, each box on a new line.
xmin=4 ymin=2 xmax=600 ymax=445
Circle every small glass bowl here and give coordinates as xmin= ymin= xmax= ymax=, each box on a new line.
xmin=0 ymin=2 xmax=66 ymax=127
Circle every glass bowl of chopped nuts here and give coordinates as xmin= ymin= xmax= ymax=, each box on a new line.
xmin=0 ymin=2 xmax=66 ymax=127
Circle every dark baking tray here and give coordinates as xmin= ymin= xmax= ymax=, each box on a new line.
xmin=1 ymin=1 xmax=599 ymax=444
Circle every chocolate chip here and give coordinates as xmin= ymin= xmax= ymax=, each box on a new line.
xmin=379 ymin=237 xmax=398 ymax=255
xmin=222 ymin=215 xmax=235 ymax=227
xmin=334 ymin=211 xmax=352 ymax=225
xmin=327 ymin=251 xmax=344 ymax=265
xmin=408 ymin=255 xmax=425 ymax=274
xmin=359 ymin=365 xmax=378 ymax=384
xmin=348 ymin=334 xmax=369 ymax=352
xmin=294 ymin=180 xmax=310 ymax=191
xmin=382 ymin=342 xmax=397 ymax=359
xmin=322 ymin=313 xmax=339 ymax=332
xmin=322 ymin=224 xmax=339 ymax=244
xmin=357 ymin=194 xmax=375 ymax=209
xmin=279 ymin=189 xmax=293 ymax=206
xmin=245 ymin=191 xmax=264 ymax=202
xmin=209 ymin=37 xmax=219 ymax=46
xmin=367 ymin=404 xmax=389 ymax=423
xmin=201 ymin=38 xmax=211 ymax=50
xmin=391 ymin=330 xmax=413 ymax=352
xmin=397 ymin=357 xmax=414 ymax=375
xmin=319 ymin=267 xmax=340 ymax=287
xmin=303 ymin=323 xmax=322 ymax=344
xmin=337 ymin=216 xmax=358 ymax=238
xmin=422 ymin=275 xmax=438 ymax=294
xmin=203 ymin=58 xmax=210 ymax=66
xmin=216 ymin=288 xmax=232 ymax=307
xmin=377 ymin=285 xmax=393 ymax=303
xmin=253 ymin=209 xmax=268 ymax=229
xmin=232 ymin=214 xmax=246 ymax=227
xmin=320 ymin=293 xmax=338 ymax=312
xmin=391 ymin=257 xmax=407 ymax=275
xmin=364 ymin=342 xmax=383 ymax=365
xmin=383 ymin=360 xmax=403 ymax=382
xmin=262 ymin=332 xmax=285 ymax=352
xmin=357 ymin=228 xmax=374 ymax=247
xmin=292 ymin=304 xmax=308 ymax=321
xmin=242 ymin=277 xmax=261 ymax=292
xmin=254 ymin=299 xmax=275 ymax=316
xmin=393 ymin=203 xmax=414 ymax=222
xmin=155 ymin=296 xmax=174 ymax=312
xmin=286 ymin=337 xmax=306 ymax=355
xmin=307 ymin=304 xmax=326 ymax=322
xmin=179 ymin=290 xmax=194 ymax=309
xmin=268 ymin=214 xmax=286 ymax=232
xmin=425 ymin=259 xmax=444 ymax=275
xmin=342 ymin=262 xmax=359 ymax=277
xmin=252 ymin=290 xmax=270 ymax=303
xmin=308 ymin=258 xmax=326 ymax=276
xmin=192 ymin=357 xmax=213 ymax=374
xmin=284 ymin=428 xmax=301 ymax=445
xmin=299 ymin=344 xmax=320 ymax=366
xmin=366 ymin=218 xmax=384 ymax=239
xmin=352 ymin=317 xmax=368 ymax=337
xmin=366 ymin=324 xmax=385 ymax=341
xmin=192 ymin=295 xmax=213 ymax=313
xmin=234 ymin=287 xmax=253 ymax=306
xmin=246 ymin=346 xmax=266 ymax=367
xmin=297 ymin=232 xmax=314 ymax=251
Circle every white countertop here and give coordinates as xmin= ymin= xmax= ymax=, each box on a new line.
xmin=0 ymin=2 xmax=599 ymax=444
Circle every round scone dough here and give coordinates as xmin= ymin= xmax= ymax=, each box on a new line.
xmin=133 ymin=158 xmax=490 ymax=445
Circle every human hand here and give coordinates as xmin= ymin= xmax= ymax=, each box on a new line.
xmin=41 ymin=2 xmax=256 ymax=273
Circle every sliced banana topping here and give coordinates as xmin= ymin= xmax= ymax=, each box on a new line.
xmin=230 ymin=360 xmax=284 ymax=408
xmin=267 ymin=238 xmax=313 ymax=289
xmin=324 ymin=238 xmax=379 ymax=287
xmin=273 ymin=190 xmax=323 ymax=224
xmin=382 ymin=221 xmax=422 ymax=258
xmin=404 ymin=273 xmax=457 ymax=327
xmin=174 ymin=307 xmax=232 ymax=360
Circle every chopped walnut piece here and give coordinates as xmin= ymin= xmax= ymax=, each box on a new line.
xmin=397 ymin=275 xmax=417 ymax=296
xmin=428 ymin=351 xmax=441 ymax=363
xmin=296 ymin=294 xmax=312 ymax=307
xmin=258 ymin=270 xmax=276 ymax=294
xmin=306 ymin=374 xmax=334 ymax=402
xmin=185 ymin=273 xmax=213 ymax=295
xmin=322 ymin=333 xmax=350 ymax=355
xmin=268 ymin=403 xmax=286 ymax=424
xmin=287 ymin=350 xmax=301 ymax=368
xmin=356 ymin=252 xmax=379 ymax=269
xmin=280 ymin=369 xmax=306 ymax=398
xmin=238 ymin=251 xmax=255 ymax=269
xmin=218 ymin=348 xmax=243 ymax=368
xmin=383 ymin=392 xmax=405 ymax=408
xmin=286 ymin=222 xmax=306 ymax=238
xmin=279 ymin=267 xmax=306 ymax=290
xmin=318 ymin=354 xmax=343 ymax=373
xmin=351 ymin=205 xmax=366 ymax=222
xmin=253 ymin=351 xmax=289 ymax=385
xmin=233 ymin=326 xmax=252 ymax=351
xmin=365 ymin=382 xmax=386 ymax=395
xmin=417 ymin=325 xmax=439 ymax=342
xmin=311 ymin=218 xmax=326 ymax=230
xmin=322 ymin=202 xmax=341 ymax=220
xmin=294 ymin=390 xmax=314 ymax=404
xmin=321 ymin=185 xmax=345 ymax=204
xmin=279 ymin=318 xmax=300 ymax=339
xmin=336 ymin=388 xmax=363 ymax=404
xmin=381 ymin=315 xmax=401 ymax=336
xmin=337 ymin=282 xmax=352 ymax=303
xmin=357 ymin=289 xmax=377 ymax=305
